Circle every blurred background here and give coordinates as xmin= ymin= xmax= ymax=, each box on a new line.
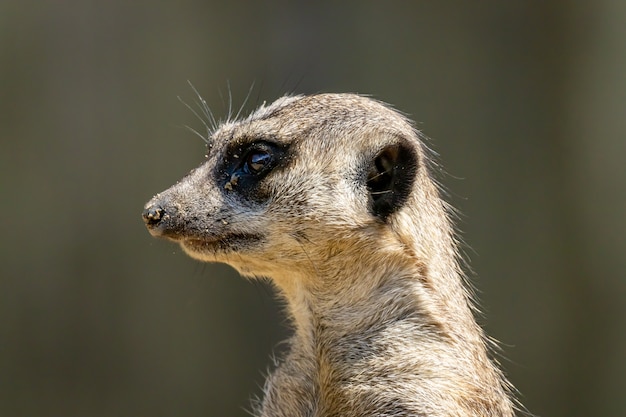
xmin=1 ymin=2 xmax=625 ymax=416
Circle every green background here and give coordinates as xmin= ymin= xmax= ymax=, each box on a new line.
xmin=1 ymin=2 xmax=625 ymax=416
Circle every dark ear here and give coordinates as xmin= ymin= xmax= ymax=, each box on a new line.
xmin=366 ymin=140 xmax=418 ymax=220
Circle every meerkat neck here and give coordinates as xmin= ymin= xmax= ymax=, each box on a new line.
xmin=276 ymin=246 xmax=475 ymax=345
xmin=268 ymin=259 xmax=514 ymax=417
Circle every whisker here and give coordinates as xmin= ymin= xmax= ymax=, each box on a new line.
xmin=178 ymin=96 xmax=214 ymax=145
xmin=227 ymin=80 xmax=233 ymax=123
xmin=178 ymin=96 xmax=209 ymax=130
xmin=187 ymin=81 xmax=218 ymax=131
xmin=182 ymin=124 xmax=210 ymax=144
xmin=254 ymin=78 xmax=265 ymax=110
xmin=234 ymin=81 xmax=256 ymax=121
xmin=217 ymin=86 xmax=226 ymax=122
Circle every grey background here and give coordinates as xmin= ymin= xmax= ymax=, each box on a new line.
xmin=1 ymin=2 xmax=625 ymax=417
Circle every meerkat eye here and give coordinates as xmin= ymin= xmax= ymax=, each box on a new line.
xmin=244 ymin=149 xmax=272 ymax=175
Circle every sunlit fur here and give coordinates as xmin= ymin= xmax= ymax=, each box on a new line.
xmin=144 ymin=93 xmax=517 ymax=416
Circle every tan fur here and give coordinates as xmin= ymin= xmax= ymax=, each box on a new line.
xmin=143 ymin=93 xmax=517 ymax=416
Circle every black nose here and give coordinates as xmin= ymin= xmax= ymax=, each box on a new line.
xmin=142 ymin=204 xmax=165 ymax=226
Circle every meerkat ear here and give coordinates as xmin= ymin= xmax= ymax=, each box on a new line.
xmin=366 ymin=140 xmax=418 ymax=220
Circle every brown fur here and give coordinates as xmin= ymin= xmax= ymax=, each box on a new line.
xmin=142 ymin=93 xmax=517 ymax=416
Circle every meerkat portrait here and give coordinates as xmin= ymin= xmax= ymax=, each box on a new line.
xmin=142 ymin=93 xmax=518 ymax=416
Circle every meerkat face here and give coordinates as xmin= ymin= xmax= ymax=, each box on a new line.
xmin=143 ymin=94 xmax=421 ymax=280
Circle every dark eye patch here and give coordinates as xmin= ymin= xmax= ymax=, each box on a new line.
xmin=218 ymin=139 xmax=291 ymax=202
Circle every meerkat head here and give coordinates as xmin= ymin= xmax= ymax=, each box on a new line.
xmin=143 ymin=94 xmax=445 ymax=290
xmin=142 ymin=93 xmax=517 ymax=417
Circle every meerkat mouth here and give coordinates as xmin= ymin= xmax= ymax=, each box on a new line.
xmin=181 ymin=233 xmax=265 ymax=254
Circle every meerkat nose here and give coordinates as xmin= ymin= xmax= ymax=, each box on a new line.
xmin=142 ymin=202 xmax=173 ymax=238
xmin=142 ymin=204 xmax=165 ymax=227
xmin=142 ymin=194 xmax=186 ymax=239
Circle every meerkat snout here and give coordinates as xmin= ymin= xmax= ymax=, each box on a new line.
xmin=142 ymin=203 xmax=164 ymax=228
xmin=142 ymin=93 xmax=518 ymax=417
xmin=142 ymin=194 xmax=182 ymax=239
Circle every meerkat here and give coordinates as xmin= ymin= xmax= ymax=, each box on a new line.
xmin=142 ymin=93 xmax=517 ymax=416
